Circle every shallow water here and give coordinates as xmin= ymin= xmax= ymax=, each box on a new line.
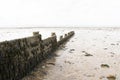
xmin=1 ymin=27 xmax=120 ymax=80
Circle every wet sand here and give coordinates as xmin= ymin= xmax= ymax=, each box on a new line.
xmin=22 ymin=28 xmax=120 ymax=80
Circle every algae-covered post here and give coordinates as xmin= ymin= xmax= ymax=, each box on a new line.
xmin=33 ymin=31 xmax=42 ymax=41
xmin=51 ymin=32 xmax=56 ymax=37
xmin=60 ymin=35 xmax=63 ymax=40
xmin=65 ymin=34 xmax=67 ymax=37
xmin=33 ymin=31 xmax=39 ymax=36
xmin=0 ymin=31 xmax=75 ymax=80
xmin=51 ymin=32 xmax=57 ymax=50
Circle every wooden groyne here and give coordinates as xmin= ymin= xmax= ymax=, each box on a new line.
xmin=0 ymin=31 xmax=74 ymax=80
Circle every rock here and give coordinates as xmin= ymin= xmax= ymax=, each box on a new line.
xmin=104 ymin=48 xmax=108 ymax=50
xmin=70 ymin=49 xmax=75 ymax=51
xmin=82 ymin=51 xmax=93 ymax=56
xmin=82 ymin=51 xmax=86 ymax=53
xmin=69 ymin=49 xmax=75 ymax=53
xmin=101 ymin=64 xmax=110 ymax=68
xmin=107 ymin=75 xmax=116 ymax=80
xmin=64 ymin=61 xmax=72 ymax=64
xmin=84 ymin=53 xmax=93 ymax=56
xmin=111 ymin=43 xmax=115 ymax=45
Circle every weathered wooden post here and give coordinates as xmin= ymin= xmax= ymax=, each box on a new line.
xmin=33 ymin=31 xmax=42 ymax=41
xmin=65 ymin=34 xmax=67 ymax=37
xmin=68 ymin=32 xmax=70 ymax=36
xmin=51 ymin=32 xmax=56 ymax=37
xmin=64 ymin=34 xmax=68 ymax=41
xmin=33 ymin=31 xmax=39 ymax=36
xmin=51 ymin=32 xmax=57 ymax=50
xmin=33 ymin=31 xmax=43 ymax=65
xmin=60 ymin=35 xmax=63 ymax=40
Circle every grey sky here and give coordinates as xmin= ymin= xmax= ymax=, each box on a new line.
xmin=0 ymin=0 xmax=120 ymax=27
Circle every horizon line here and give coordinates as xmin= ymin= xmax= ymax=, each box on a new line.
xmin=0 ymin=26 xmax=120 ymax=29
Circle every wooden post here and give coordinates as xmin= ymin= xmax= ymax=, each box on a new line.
xmin=60 ymin=36 xmax=63 ymax=40
xmin=33 ymin=32 xmax=39 ymax=36
xmin=51 ymin=32 xmax=56 ymax=37
xmin=33 ymin=31 xmax=42 ymax=41
xmin=65 ymin=34 xmax=67 ymax=37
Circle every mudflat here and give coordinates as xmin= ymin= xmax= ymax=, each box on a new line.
xmin=22 ymin=28 xmax=120 ymax=80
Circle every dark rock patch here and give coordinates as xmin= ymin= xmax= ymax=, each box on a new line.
xmin=107 ymin=75 xmax=116 ymax=80
xmin=101 ymin=64 xmax=110 ymax=68
xmin=82 ymin=51 xmax=93 ymax=56
xmin=85 ymin=53 xmax=93 ymax=56
xmin=69 ymin=49 xmax=75 ymax=53
xmin=104 ymin=48 xmax=108 ymax=50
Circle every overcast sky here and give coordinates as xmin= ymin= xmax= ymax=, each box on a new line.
xmin=0 ymin=0 xmax=120 ymax=27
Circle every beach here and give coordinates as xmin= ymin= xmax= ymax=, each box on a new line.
xmin=1 ymin=27 xmax=120 ymax=80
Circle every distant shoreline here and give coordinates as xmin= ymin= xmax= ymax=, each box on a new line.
xmin=0 ymin=27 xmax=120 ymax=29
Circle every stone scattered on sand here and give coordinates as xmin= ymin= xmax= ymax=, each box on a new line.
xmin=116 ymin=43 xmax=119 ymax=45
xmin=107 ymin=75 xmax=116 ymax=80
xmin=82 ymin=51 xmax=93 ymax=56
xmin=70 ymin=49 xmax=75 ymax=51
xmin=111 ymin=43 xmax=119 ymax=46
xmin=82 ymin=51 xmax=86 ymax=53
xmin=99 ymin=76 xmax=105 ymax=79
xmin=110 ymin=52 xmax=115 ymax=57
xmin=111 ymin=43 xmax=115 ymax=45
xmin=85 ymin=53 xmax=93 ymax=56
xmin=101 ymin=64 xmax=110 ymax=68
xmin=104 ymin=48 xmax=108 ymax=50
xmin=64 ymin=61 xmax=72 ymax=64
xmin=69 ymin=49 xmax=75 ymax=53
